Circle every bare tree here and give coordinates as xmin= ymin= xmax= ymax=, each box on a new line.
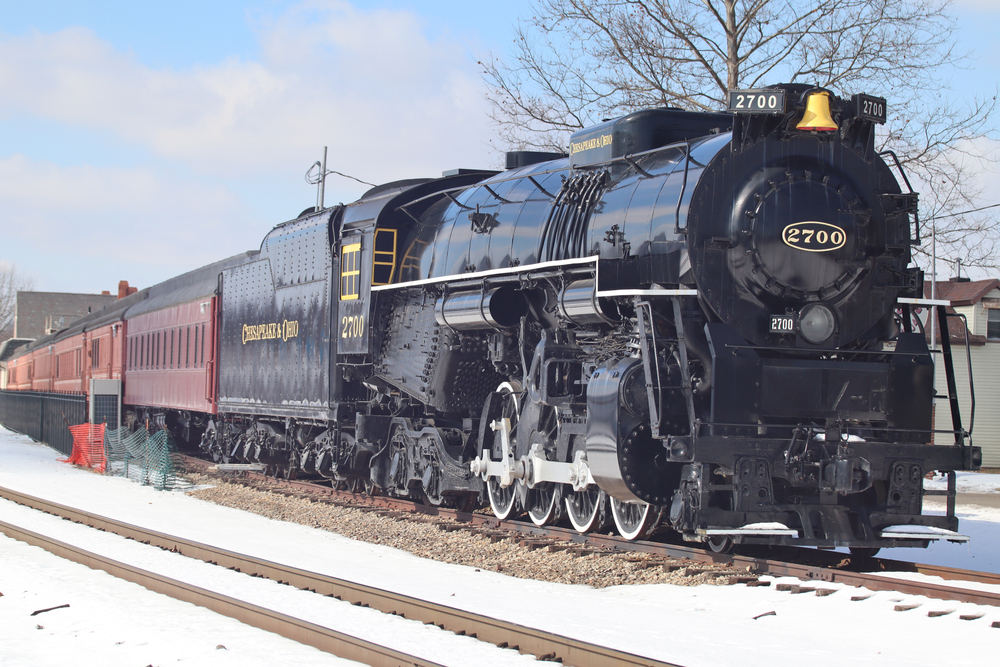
xmin=0 ymin=260 xmax=35 ymax=341
xmin=483 ymin=0 xmax=999 ymax=271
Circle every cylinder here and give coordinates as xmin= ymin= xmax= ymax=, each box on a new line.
xmin=434 ymin=286 xmax=527 ymax=331
xmin=557 ymin=279 xmax=620 ymax=326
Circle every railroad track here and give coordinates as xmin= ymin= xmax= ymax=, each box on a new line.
xmin=0 ymin=517 xmax=444 ymax=667
xmin=180 ymin=454 xmax=1000 ymax=609
xmin=0 ymin=485 xmax=683 ymax=667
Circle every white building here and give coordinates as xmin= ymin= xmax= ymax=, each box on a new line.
xmin=927 ymin=278 xmax=1000 ymax=470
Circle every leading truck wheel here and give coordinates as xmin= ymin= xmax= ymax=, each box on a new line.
xmin=706 ymin=535 xmax=734 ymax=554
xmin=849 ymin=547 xmax=880 ymax=560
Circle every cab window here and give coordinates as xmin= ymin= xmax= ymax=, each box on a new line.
xmin=341 ymin=241 xmax=362 ymax=300
xmin=372 ymin=229 xmax=397 ymax=285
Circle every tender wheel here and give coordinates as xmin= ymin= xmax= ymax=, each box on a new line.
xmin=488 ymin=478 xmax=517 ymax=520
xmin=565 ymin=487 xmax=607 ymax=533
xmin=203 ymin=426 xmax=226 ymax=463
xmin=610 ymin=498 xmax=656 ymax=541
xmin=243 ymin=438 xmax=257 ymax=462
xmin=526 ymin=483 xmax=562 ymax=527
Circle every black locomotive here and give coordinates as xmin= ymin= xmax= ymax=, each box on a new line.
xmin=203 ymin=83 xmax=981 ymax=553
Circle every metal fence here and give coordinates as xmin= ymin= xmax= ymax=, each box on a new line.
xmin=0 ymin=390 xmax=87 ymax=456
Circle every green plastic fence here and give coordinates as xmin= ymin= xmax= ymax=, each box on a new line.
xmin=103 ymin=426 xmax=187 ymax=490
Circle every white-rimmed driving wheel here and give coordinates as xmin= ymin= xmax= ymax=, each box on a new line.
xmin=565 ymin=487 xmax=608 ymax=534
xmin=610 ymin=498 xmax=656 ymax=540
xmin=484 ymin=381 xmax=523 ymax=521
xmin=525 ymin=483 xmax=562 ymax=526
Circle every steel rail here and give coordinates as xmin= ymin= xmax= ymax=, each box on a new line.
xmin=0 ymin=485 xmax=683 ymax=667
xmin=489 ymin=521 xmax=1000 ymax=607
xmin=867 ymin=558 xmax=1000 ymax=587
xmin=0 ymin=518 xmax=444 ymax=667
xmin=189 ymin=460 xmax=1000 ymax=608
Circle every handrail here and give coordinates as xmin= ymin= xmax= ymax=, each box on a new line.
xmin=674 ymin=141 xmax=692 ymax=234
xmin=877 ymin=149 xmax=921 ymax=243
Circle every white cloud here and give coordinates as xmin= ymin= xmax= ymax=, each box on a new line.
xmin=0 ymin=154 xmax=264 ymax=292
xmin=0 ymin=0 xmax=498 ymax=181
xmin=0 ymin=1 xmax=507 ymax=292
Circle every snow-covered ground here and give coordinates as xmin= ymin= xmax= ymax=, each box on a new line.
xmin=1 ymin=424 xmax=998 ymax=667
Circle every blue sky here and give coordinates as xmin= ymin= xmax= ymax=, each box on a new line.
xmin=1 ymin=0 xmax=998 ymax=293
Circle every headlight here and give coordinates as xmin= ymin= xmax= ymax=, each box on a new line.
xmin=798 ymin=303 xmax=836 ymax=344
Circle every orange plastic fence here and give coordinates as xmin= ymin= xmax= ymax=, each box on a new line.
xmin=62 ymin=423 xmax=107 ymax=472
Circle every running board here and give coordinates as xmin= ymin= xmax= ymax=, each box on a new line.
xmin=698 ymin=524 xmax=799 ymax=537
xmin=880 ymin=526 xmax=970 ymax=543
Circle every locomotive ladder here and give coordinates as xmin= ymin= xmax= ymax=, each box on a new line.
xmin=898 ymin=297 xmax=977 ymax=469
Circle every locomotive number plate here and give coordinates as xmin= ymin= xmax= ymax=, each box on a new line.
xmin=770 ymin=315 xmax=796 ymax=334
xmin=853 ymin=93 xmax=887 ymax=124
xmin=782 ymin=221 xmax=847 ymax=252
xmin=728 ymin=90 xmax=786 ymax=114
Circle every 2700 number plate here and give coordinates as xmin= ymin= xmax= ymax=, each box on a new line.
xmin=728 ymin=90 xmax=786 ymax=114
xmin=770 ymin=314 xmax=796 ymax=334
xmin=853 ymin=93 xmax=887 ymax=124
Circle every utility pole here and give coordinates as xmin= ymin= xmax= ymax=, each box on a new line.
xmin=318 ymin=146 xmax=328 ymax=212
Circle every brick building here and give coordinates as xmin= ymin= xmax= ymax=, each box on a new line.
xmin=0 ymin=282 xmax=138 ymax=389
xmin=12 ymin=282 xmax=137 ymax=340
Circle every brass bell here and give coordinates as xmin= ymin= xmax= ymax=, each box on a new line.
xmin=796 ymin=92 xmax=838 ymax=131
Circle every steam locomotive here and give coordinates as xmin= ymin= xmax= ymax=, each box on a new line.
xmin=10 ymin=83 xmax=981 ymax=554
xmin=207 ymin=81 xmax=981 ymax=552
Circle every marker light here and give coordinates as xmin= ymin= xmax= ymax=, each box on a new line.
xmin=796 ymin=92 xmax=838 ymax=131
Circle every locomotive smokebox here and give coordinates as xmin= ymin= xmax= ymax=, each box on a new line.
xmin=688 ymin=85 xmax=920 ymax=349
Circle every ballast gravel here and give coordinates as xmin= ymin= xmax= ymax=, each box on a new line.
xmin=185 ymin=475 xmax=734 ymax=588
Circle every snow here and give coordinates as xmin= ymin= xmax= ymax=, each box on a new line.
xmin=925 ymin=471 xmax=1000 ymax=494
xmin=0 ymin=536 xmax=354 ymax=667
xmin=738 ymin=523 xmax=793 ymax=530
xmin=882 ymin=525 xmax=968 ymax=535
xmin=1 ymin=425 xmax=999 ymax=667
